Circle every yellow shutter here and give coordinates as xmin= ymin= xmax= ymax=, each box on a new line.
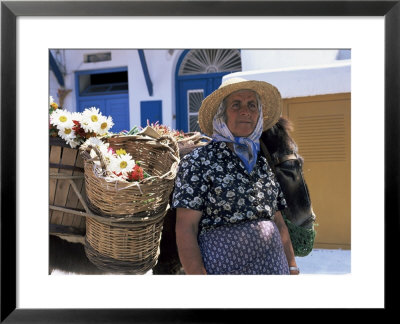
xmin=283 ymin=93 xmax=351 ymax=249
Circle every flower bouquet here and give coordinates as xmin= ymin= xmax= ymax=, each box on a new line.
xmin=80 ymin=132 xmax=179 ymax=217
xmin=49 ymin=97 xmax=117 ymax=238
xmin=144 ymin=121 xmax=186 ymax=141
xmin=49 ymin=96 xmax=114 ymax=148
xmin=80 ymin=137 xmax=150 ymax=183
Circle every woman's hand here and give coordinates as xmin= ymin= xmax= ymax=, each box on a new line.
xmin=273 ymin=211 xmax=299 ymax=275
xmin=176 ymin=208 xmax=207 ymax=274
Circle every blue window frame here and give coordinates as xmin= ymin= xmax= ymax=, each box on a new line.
xmin=75 ymin=67 xmax=130 ymax=133
xmin=76 ymin=67 xmax=128 ymax=96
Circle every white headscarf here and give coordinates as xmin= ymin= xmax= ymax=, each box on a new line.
xmin=211 ymin=97 xmax=263 ymax=173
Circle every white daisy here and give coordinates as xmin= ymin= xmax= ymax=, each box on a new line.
xmin=86 ymin=136 xmax=105 ymax=148
xmin=57 ymin=126 xmax=80 ymax=149
xmin=58 ymin=125 xmax=76 ymax=142
xmin=108 ymin=153 xmax=135 ymax=178
xmin=71 ymin=111 xmax=82 ymax=123
xmin=97 ymin=115 xmax=114 ymax=135
xmin=65 ymin=138 xmax=79 ymax=149
xmin=81 ymin=136 xmax=103 ymax=151
xmin=50 ymin=109 xmax=73 ymax=128
xmin=81 ymin=107 xmax=102 ymax=133
xmin=99 ymin=145 xmax=115 ymax=167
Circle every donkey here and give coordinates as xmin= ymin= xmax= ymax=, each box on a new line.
xmin=260 ymin=117 xmax=316 ymax=229
xmin=49 ymin=117 xmax=315 ymax=275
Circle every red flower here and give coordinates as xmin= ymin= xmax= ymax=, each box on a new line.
xmin=72 ymin=120 xmax=95 ymax=139
xmin=127 ymin=164 xmax=144 ymax=181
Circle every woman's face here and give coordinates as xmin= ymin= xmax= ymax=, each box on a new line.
xmin=225 ymin=90 xmax=260 ymax=137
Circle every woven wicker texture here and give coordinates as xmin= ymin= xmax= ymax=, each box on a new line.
xmin=85 ymin=209 xmax=167 ymax=274
xmin=80 ymin=135 xmax=179 ymax=273
xmin=81 ymin=134 xmax=179 ymax=217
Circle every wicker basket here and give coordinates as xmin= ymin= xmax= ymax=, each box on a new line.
xmin=177 ymin=132 xmax=211 ymax=158
xmin=80 ymin=134 xmax=179 ymax=217
xmin=49 ymin=136 xmax=86 ymax=237
xmin=84 ymin=209 xmax=167 ymax=274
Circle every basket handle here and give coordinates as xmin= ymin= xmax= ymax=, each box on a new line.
xmin=178 ymin=132 xmax=212 ymax=145
xmin=158 ymin=161 xmax=179 ymax=180
xmin=80 ymin=144 xmax=108 ymax=172
xmin=156 ymin=135 xmax=180 ymax=162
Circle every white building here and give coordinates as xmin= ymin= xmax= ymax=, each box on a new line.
xmin=49 ymin=49 xmax=350 ymax=132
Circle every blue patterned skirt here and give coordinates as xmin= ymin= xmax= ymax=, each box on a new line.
xmin=198 ymin=219 xmax=289 ymax=275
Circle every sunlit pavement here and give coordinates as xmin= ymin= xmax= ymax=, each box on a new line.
xmin=51 ymin=248 xmax=351 ymax=275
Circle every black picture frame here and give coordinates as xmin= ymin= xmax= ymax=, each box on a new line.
xmin=1 ymin=0 xmax=399 ymax=322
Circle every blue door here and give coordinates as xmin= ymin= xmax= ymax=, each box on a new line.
xmin=176 ymin=75 xmax=225 ymax=133
xmin=177 ymin=78 xmax=208 ymax=133
xmin=78 ymin=96 xmax=130 ymax=133
xmin=175 ymin=49 xmax=242 ymax=133
xmin=104 ymin=97 xmax=130 ymax=133
xmin=76 ymin=68 xmax=130 ymax=133
xmin=78 ymin=98 xmax=105 ymax=113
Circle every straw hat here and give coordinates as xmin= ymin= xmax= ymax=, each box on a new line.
xmin=198 ymin=77 xmax=283 ymax=136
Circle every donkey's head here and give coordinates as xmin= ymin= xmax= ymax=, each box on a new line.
xmin=261 ymin=117 xmax=315 ymax=228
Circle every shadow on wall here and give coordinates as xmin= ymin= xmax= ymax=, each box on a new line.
xmin=336 ymin=49 xmax=351 ymax=60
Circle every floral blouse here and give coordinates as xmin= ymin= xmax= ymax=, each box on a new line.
xmin=172 ymin=141 xmax=287 ymax=235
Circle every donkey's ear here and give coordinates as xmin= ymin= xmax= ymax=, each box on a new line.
xmin=277 ymin=117 xmax=294 ymax=133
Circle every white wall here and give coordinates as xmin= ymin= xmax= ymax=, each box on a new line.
xmin=223 ymin=60 xmax=351 ymax=98
xmin=49 ymin=49 xmax=350 ymax=130
xmin=49 ymin=49 xmax=178 ymax=130
xmin=49 ymin=71 xmax=59 ymax=104
xmin=241 ymin=49 xmax=350 ymax=71
xmin=141 ymin=49 xmax=182 ymax=128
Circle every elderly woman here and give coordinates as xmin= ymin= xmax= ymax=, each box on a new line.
xmin=172 ymin=78 xmax=299 ymax=275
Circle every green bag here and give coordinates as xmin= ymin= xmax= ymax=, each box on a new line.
xmin=282 ymin=215 xmax=316 ymax=257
